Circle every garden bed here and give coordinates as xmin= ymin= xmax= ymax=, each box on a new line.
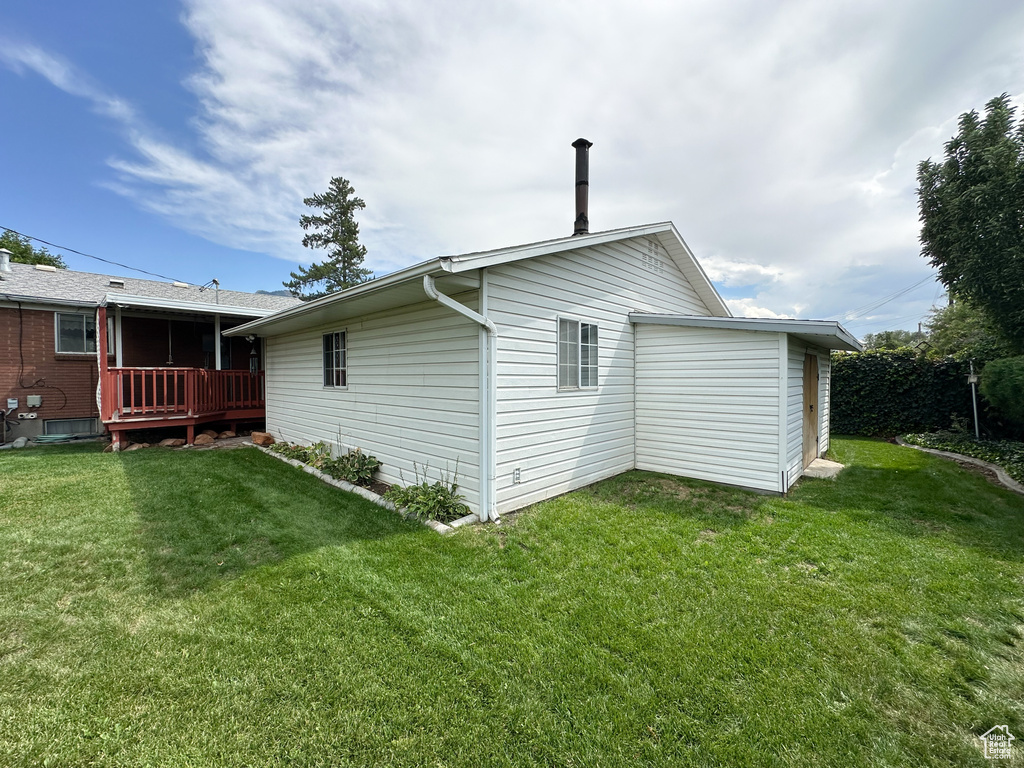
xmin=901 ymin=431 xmax=1024 ymax=486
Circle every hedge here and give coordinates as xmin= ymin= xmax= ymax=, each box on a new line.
xmin=980 ymin=356 xmax=1024 ymax=427
xmin=830 ymin=350 xmax=974 ymax=436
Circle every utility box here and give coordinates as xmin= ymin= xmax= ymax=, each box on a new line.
xmin=6 ymin=398 xmax=17 ymax=411
xmin=26 ymin=395 xmax=42 ymax=408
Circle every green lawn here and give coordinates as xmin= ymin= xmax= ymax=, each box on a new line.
xmin=1 ymin=439 xmax=1022 ymax=767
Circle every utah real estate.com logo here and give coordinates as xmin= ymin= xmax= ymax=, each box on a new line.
xmin=979 ymin=726 xmax=1015 ymax=760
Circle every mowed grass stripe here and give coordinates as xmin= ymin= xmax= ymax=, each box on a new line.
xmin=0 ymin=438 xmax=1021 ymax=766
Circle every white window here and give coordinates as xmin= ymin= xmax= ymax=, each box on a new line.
xmin=557 ymin=317 xmax=598 ymax=390
xmin=55 ymin=313 xmax=97 ymax=354
xmin=323 ymin=331 xmax=347 ymax=387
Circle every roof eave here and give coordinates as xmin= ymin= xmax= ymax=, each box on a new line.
xmin=224 ymin=258 xmax=447 ymax=337
xmin=628 ymin=313 xmax=863 ymax=352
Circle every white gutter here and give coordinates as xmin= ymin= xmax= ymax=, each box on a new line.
xmin=422 ymin=274 xmax=498 ymax=522
xmin=104 ymin=293 xmax=281 ymax=318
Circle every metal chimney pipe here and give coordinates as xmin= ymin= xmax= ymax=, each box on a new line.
xmin=572 ymin=138 xmax=593 ymax=235
xmin=0 ymin=248 xmax=11 ymax=273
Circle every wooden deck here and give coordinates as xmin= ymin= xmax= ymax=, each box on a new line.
xmin=101 ymin=367 xmax=266 ymax=446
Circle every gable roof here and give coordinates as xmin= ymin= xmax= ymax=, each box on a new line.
xmin=226 ymin=222 xmax=729 ymax=337
xmin=0 ymin=262 xmax=300 ymax=316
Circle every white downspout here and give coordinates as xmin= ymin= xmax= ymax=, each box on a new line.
xmin=423 ymin=274 xmax=498 ymax=522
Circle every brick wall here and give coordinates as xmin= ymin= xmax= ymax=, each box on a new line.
xmin=1 ymin=306 xmax=102 ymax=441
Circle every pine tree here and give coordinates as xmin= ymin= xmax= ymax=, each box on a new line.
xmin=283 ymin=177 xmax=372 ymax=300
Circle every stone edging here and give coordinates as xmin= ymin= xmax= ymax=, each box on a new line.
xmin=896 ymin=437 xmax=1024 ymax=497
xmin=252 ymin=445 xmax=478 ymax=534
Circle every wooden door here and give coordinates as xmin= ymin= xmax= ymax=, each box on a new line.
xmin=802 ymin=353 xmax=819 ymax=467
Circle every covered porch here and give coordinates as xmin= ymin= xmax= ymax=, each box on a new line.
xmin=97 ymin=297 xmax=273 ymax=448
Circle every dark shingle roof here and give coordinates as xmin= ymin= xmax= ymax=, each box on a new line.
xmin=0 ymin=263 xmax=300 ymax=312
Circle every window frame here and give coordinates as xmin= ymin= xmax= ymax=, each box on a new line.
xmin=322 ymin=330 xmax=348 ymax=389
xmin=556 ymin=316 xmax=599 ymax=392
xmin=54 ymin=312 xmax=98 ymax=355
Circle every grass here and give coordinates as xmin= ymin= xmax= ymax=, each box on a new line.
xmin=1 ymin=438 xmax=1022 ymax=767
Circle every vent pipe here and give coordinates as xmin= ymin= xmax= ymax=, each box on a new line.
xmin=572 ymin=138 xmax=593 ymax=235
xmin=0 ymin=248 xmax=11 ymax=273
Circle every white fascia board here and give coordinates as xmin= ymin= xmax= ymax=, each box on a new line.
xmin=0 ymin=295 xmax=97 ymax=310
xmin=104 ymin=294 xmax=276 ymax=318
xmin=442 ymin=221 xmax=732 ymax=318
xmin=656 ymin=222 xmax=731 ymax=317
xmin=440 ymin=222 xmax=677 ymax=273
xmin=225 ymin=259 xmax=446 ymax=337
xmin=629 ymin=313 xmax=864 ymax=352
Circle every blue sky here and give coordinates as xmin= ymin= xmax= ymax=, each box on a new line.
xmin=3 ymin=1 xmax=1024 ymax=335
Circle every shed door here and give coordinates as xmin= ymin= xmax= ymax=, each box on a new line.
xmin=802 ymin=353 xmax=819 ymax=467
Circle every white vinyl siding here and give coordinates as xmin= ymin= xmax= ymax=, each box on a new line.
xmin=488 ymin=234 xmax=715 ymax=514
xmin=264 ymin=294 xmax=482 ymax=513
xmin=635 ymin=325 xmax=782 ymax=492
xmin=818 ymin=352 xmax=831 ymax=455
xmin=785 ymin=342 xmax=829 ymax=488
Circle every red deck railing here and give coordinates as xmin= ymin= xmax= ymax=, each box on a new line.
xmin=101 ymin=367 xmax=265 ymax=422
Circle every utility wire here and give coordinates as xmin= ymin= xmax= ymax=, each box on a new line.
xmin=1 ymin=225 xmax=188 ymax=283
xmin=826 ymin=273 xmax=938 ymax=322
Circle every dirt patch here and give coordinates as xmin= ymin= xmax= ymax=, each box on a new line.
xmin=952 ymin=458 xmax=1001 ymax=485
xmin=655 ymin=478 xmax=693 ymax=500
xmin=695 ymin=529 xmax=718 ymax=543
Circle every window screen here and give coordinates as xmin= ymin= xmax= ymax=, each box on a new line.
xmin=557 ymin=318 xmax=598 ymax=390
xmin=322 ymin=331 xmax=347 ymax=387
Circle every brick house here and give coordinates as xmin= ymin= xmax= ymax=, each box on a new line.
xmin=0 ymin=253 xmax=298 ymax=446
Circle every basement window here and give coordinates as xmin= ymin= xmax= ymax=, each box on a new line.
xmin=322 ymin=330 xmax=347 ymax=387
xmin=557 ymin=317 xmax=598 ymax=390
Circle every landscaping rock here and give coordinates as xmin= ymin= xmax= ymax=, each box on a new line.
xmin=159 ymin=438 xmax=186 ymax=447
xmin=200 ymin=429 xmax=219 ymax=439
xmin=217 ymin=431 xmax=236 ymax=439
xmin=193 ymin=434 xmax=216 ymax=446
xmin=251 ymin=431 xmax=275 ymax=446
xmin=123 ymin=443 xmax=150 ymax=452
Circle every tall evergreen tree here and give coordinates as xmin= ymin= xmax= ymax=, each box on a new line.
xmin=283 ymin=177 xmax=372 ymax=300
xmin=917 ymin=94 xmax=1024 ymax=351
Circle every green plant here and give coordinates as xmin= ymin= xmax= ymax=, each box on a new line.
xmin=268 ymin=440 xmax=332 ymax=468
xmin=980 ymin=355 xmax=1024 ymax=427
xmin=903 ymin=430 xmax=1024 ymax=484
xmin=326 ymin=448 xmax=382 ymax=486
xmin=830 ymin=349 xmax=974 ymax=436
xmin=383 ymin=461 xmax=470 ymax=523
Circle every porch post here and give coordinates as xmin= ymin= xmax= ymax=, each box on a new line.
xmin=114 ymin=305 xmax=123 ymax=367
xmin=214 ymin=314 xmax=222 ymax=370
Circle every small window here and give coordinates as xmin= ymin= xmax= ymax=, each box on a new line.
xmin=44 ymin=418 xmax=98 ymax=435
xmin=557 ymin=318 xmax=598 ymax=390
xmin=323 ymin=331 xmax=347 ymax=387
xmin=56 ymin=313 xmax=96 ymax=354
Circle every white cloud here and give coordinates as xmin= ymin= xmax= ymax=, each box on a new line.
xmin=6 ymin=0 xmax=1024 ymax=326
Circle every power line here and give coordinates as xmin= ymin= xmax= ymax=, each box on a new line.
xmin=1 ymin=225 xmax=188 ymax=283
xmin=827 ymin=273 xmax=939 ymax=322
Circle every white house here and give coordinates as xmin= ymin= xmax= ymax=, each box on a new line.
xmin=227 ymin=221 xmax=860 ymax=521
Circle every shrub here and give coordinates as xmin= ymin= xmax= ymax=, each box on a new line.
xmin=384 ymin=462 xmax=470 ymax=523
xmin=326 ymin=448 xmax=381 ymax=486
xmin=831 ymin=350 xmax=973 ymax=436
xmin=269 ymin=441 xmax=381 ymax=488
xmin=980 ymin=356 xmax=1024 ymax=427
